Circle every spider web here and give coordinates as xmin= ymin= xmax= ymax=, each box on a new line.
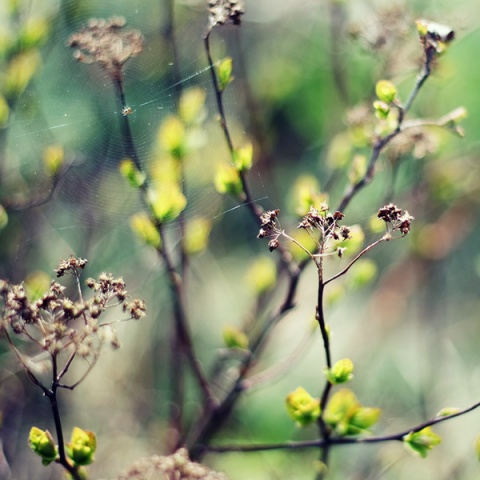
xmin=5 ymin=0 xmax=263 ymax=256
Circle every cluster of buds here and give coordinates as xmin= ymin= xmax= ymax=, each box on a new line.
xmin=377 ymin=203 xmax=413 ymax=237
xmin=208 ymin=0 xmax=245 ymax=28
xmin=66 ymin=17 xmax=144 ymax=78
xmin=0 ymin=257 xmax=146 ymax=381
xmin=257 ymin=209 xmax=281 ymax=252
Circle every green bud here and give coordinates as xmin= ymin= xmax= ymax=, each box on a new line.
xmin=24 ymin=271 xmax=51 ymax=302
xmin=436 ymin=407 xmax=461 ymax=417
xmin=18 ymin=18 xmax=49 ymax=50
xmin=475 ymin=434 xmax=480 ymax=462
xmin=179 ymin=87 xmax=206 ymax=126
xmin=245 ymin=256 xmax=277 ymax=294
xmin=214 ymin=163 xmax=243 ymax=196
xmin=375 ymin=80 xmax=397 ymax=104
xmin=66 ymin=427 xmax=96 ymax=466
xmin=233 ymin=142 xmax=253 ymax=172
xmin=130 ymin=213 xmax=161 ymax=248
xmin=28 ymin=427 xmax=58 ymax=465
xmin=5 ymin=51 xmax=41 ymax=99
xmin=324 ymin=358 xmax=354 ymax=385
xmin=0 ymin=204 xmax=8 ymax=231
xmin=348 ymin=154 xmax=367 ymax=185
xmin=217 ymin=57 xmax=233 ymax=91
xmin=403 ymin=427 xmax=442 ymax=458
xmin=43 ymin=145 xmax=64 ymax=176
xmin=349 ymin=407 xmax=381 ymax=431
xmin=347 ymin=259 xmax=378 ymax=289
xmin=223 ymin=325 xmax=249 ymax=349
xmin=184 ymin=217 xmax=211 ymax=255
xmin=158 ymin=115 xmax=186 ymax=159
xmin=373 ymin=100 xmax=390 ymax=120
xmin=119 ymin=158 xmax=146 ymax=188
xmin=0 ymin=95 xmax=9 ymax=128
xmin=286 ymin=387 xmax=321 ymax=427
xmin=148 ymin=184 xmax=187 ymax=223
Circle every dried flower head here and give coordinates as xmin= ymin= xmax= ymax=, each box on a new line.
xmin=257 ymin=209 xmax=280 ymax=239
xmin=208 ymin=0 xmax=245 ymax=28
xmin=66 ymin=17 xmax=144 ymax=78
xmin=55 ymin=256 xmax=88 ymax=277
xmin=1 ymin=259 xmax=146 ymax=389
xmin=377 ymin=204 xmax=414 ymax=238
xmin=117 ymin=448 xmax=228 ymax=480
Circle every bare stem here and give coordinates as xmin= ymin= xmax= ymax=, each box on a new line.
xmin=206 ymin=397 xmax=480 ymax=453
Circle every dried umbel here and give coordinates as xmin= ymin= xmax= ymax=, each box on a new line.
xmin=208 ymin=0 xmax=245 ymax=28
xmin=377 ymin=203 xmax=413 ymax=237
xmin=0 ymin=257 xmax=146 ymax=386
xmin=117 ymin=448 xmax=228 ymax=480
xmin=66 ymin=17 xmax=144 ymax=79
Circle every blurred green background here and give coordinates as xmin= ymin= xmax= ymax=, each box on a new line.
xmin=1 ymin=0 xmax=480 ymax=478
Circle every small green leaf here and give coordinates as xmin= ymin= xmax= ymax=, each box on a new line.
xmin=403 ymin=427 xmax=442 ymax=458
xmin=373 ymin=100 xmax=390 ymax=120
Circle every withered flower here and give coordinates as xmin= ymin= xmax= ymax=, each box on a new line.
xmin=66 ymin=17 xmax=144 ymax=79
xmin=208 ymin=0 xmax=245 ymax=28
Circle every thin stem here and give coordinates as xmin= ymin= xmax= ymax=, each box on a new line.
xmin=112 ymin=75 xmax=144 ymax=174
xmin=206 ymin=397 xmax=480 ymax=453
xmin=324 ymin=237 xmax=385 ymax=286
xmin=156 ymin=223 xmax=216 ymax=410
xmin=336 ymin=45 xmax=436 ymax=214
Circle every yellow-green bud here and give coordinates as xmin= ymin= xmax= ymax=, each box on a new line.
xmin=375 ymin=80 xmax=397 ymax=104
xmin=158 ymin=115 xmax=186 ymax=159
xmin=217 ymin=57 xmax=233 ymax=91
xmin=119 ymin=158 xmax=146 ymax=188
xmin=223 ymin=325 xmax=249 ymax=349
xmin=214 ymin=163 xmax=243 ymax=196
xmin=66 ymin=427 xmax=96 ymax=466
xmin=233 ymin=142 xmax=253 ymax=172
xmin=285 ymin=387 xmax=321 ymax=427
xmin=0 ymin=205 xmax=8 ymax=231
xmin=403 ymin=427 xmax=442 ymax=458
xmin=179 ymin=87 xmax=206 ymax=126
xmin=28 ymin=427 xmax=58 ymax=465
xmin=130 ymin=213 xmax=161 ymax=248
xmin=43 ymin=145 xmax=64 ymax=176
xmin=373 ymin=100 xmax=390 ymax=120
xmin=325 ymin=358 xmax=354 ymax=385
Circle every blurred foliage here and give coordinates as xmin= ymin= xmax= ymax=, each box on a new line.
xmin=1 ymin=0 xmax=480 ymax=479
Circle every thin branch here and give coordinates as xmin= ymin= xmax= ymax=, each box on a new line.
xmin=205 ymin=398 xmax=480 ymax=453
xmin=336 ymin=44 xmax=437 ymax=214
